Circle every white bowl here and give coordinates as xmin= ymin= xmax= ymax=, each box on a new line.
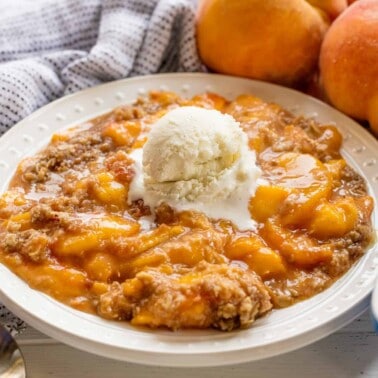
xmin=373 ymin=280 xmax=378 ymax=332
xmin=0 ymin=73 xmax=377 ymax=366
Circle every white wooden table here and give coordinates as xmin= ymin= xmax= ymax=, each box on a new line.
xmin=15 ymin=310 xmax=378 ymax=378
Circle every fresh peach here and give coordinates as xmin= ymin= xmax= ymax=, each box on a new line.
xmin=196 ymin=0 xmax=332 ymax=86
xmin=320 ymin=0 xmax=378 ymax=134
xmin=306 ymin=0 xmax=348 ymax=19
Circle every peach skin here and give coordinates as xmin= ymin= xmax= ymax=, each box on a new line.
xmin=306 ymin=0 xmax=348 ymax=19
xmin=320 ymin=0 xmax=378 ymax=135
xmin=196 ymin=0 xmax=329 ymax=86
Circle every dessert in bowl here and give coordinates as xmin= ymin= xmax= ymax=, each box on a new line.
xmin=0 ymin=90 xmax=374 ymax=332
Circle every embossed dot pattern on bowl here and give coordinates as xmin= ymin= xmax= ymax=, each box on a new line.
xmin=74 ymin=105 xmax=84 ymax=113
xmin=94 ymin=97 xmax=104 ymax=105
xmin=56 ymin=113 xmax=66 ymax=121
xmin=8 ymin=147 xmax=21 ymax=156
xmin=37 ymin=124 xmax=49 ymax=131
xmin=0 ymin=161 xmax=9 ymax=169
xmin=363 ymin=158 xmax=377 ymax=167
xmin=22 ymin=134 xmax=33 ymax=143
xmin=352 ymin=146 xmax=366 ymax=153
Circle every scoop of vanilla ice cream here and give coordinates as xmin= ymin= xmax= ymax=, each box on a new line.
xmin=142 ymin=106 xmax=252 ymax=201
xmin=143 ymin=106 xmax=242 ymax=184
xmin=128 ymin=106 xmax=261 ymax=230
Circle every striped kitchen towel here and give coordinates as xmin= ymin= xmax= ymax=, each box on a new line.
xmin=0 ymin=0 xmax=202 ymax=135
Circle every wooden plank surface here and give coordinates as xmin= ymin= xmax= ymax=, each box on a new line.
xmin=16 ymin=310 xmax=378 ymax=378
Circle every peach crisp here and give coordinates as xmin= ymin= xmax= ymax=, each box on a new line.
xmin=0 ymin=91 xmax=373 ymax=331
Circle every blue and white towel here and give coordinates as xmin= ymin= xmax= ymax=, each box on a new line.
xmin=0 ymin=0 xmax=202 ymax=334
xmin=0 ymin=0 xmax=202 ymax=135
